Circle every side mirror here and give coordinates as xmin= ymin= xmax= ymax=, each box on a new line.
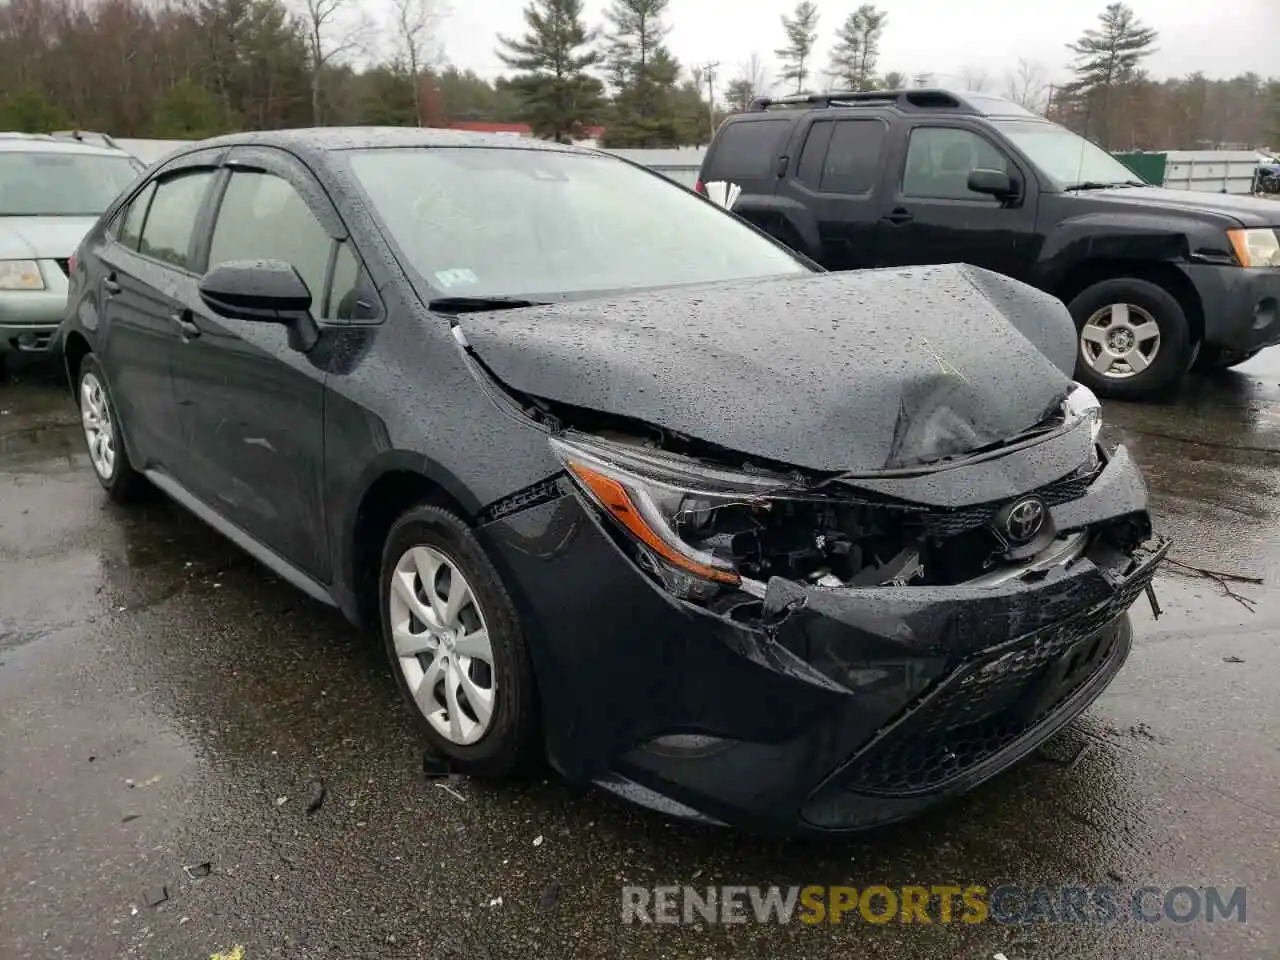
xmin=198 ymin=259 xmax=320 ymax=352
xmin=968 ymin=168 xmax=1018 ymax=200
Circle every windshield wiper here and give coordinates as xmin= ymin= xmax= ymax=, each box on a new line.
xmin=427 ymin=296 xmax=550 ymax=314
xmin=1062 ymin=181 xmax=1118 ymax=192
xmin=1063 ymin=180 xmax=1147 ymax=192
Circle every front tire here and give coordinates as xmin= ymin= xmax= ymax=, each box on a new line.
xmin=77 ymin=354 xmax=145 ymax=502
xmin=379 ymin=504 xmax=540 ymax=777
xmin=1067 ymin=277 xmax=1192 ymax=400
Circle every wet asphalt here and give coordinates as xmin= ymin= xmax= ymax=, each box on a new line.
xmin=0 ymin=353 xmax=1277 ymax=960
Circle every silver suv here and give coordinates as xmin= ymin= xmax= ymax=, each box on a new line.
xmin=0 ymin=132 xmax=142 ymax=370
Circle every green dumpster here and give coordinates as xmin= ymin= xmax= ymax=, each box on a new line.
xmin=1111 ymin=151 xmax=1167 ymax=186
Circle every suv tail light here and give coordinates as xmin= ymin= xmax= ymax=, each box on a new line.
xmin=67 ymin=253 xmax=78 ymax=276
xmin=694 ymin=178 xmax=707 ymax=196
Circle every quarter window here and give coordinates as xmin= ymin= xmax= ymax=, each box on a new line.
xmin=137 ymin=170 xmax=215 ymax=269
xmin=208 ymin=171 xmax=332 ymax=313
xmin=117 ymin=183 xmax=156 ymax=252
xmin=902 ymin=127 xmax=1010 ymax=201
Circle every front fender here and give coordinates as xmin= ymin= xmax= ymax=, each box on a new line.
xmin=1031 ymin=212 xmax=1235 ymax=291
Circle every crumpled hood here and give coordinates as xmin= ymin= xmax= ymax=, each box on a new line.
xmin=0 ymin=216 xmax=97 ymax=260
xmin=459 ymin=263 xmax=1076 ymax=474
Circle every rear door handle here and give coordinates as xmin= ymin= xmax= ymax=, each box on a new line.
xmin=881 ymin=208 xmax=914 ymax=225
xmin=103 ymin=273 xmax=121 ymax=295
xmin=171 ymin=310 xmax=201 ymax=340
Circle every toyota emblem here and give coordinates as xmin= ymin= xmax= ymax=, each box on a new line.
xmin=1003 ymin=496 xmax=1047 ymax=545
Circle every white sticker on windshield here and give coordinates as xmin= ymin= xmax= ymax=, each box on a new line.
xmin=435 ymin=268 xmax=479 ymax=287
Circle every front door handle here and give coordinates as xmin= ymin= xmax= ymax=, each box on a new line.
xmin=881 ymin=208 xmax=914 ymax=225
xmin=103 ymin=273 xmax=121 ymax=295
xmin=171 ymin=310 xmax=201 ymax=340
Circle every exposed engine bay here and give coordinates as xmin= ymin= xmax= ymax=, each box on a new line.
xmin=459 ymin=331 xmax=1145 ymax=603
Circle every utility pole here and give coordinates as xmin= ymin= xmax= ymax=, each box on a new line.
xmin=702 ymin=61 xmax=719 ymax=141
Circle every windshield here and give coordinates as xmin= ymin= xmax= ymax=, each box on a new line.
xmin=0 ymin=151 xmax=140 ymax=216
xmin=992 ymin=120 xmax=1146 ymax=190
xmin=345 ymin=147 xmax=810 ymax=299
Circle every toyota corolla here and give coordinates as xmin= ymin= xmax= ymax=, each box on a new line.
xmin=57 ymin=128 xmax=1168 ymax=834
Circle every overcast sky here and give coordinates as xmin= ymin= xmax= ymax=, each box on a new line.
xmin=434 ymin=0 xmax=1277 ymax=93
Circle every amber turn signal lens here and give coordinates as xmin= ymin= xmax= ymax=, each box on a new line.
xmin=566 ymin=461 xmax=741 ymax=585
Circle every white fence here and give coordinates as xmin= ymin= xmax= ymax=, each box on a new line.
xmin=1159 ymin=151 xmax=1274 ymax=195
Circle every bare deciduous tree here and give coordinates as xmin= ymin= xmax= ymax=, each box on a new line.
xmin=299 ymin=0 xmax=371 ymax=124
xmin=959 ymin=65 xmax=990 ymax=93
xmin=1004 ymin=57 xmax=1049 ymax=113
xmin=743 ymin=51 xmax=769 ymax=96
xmin=389 ymin=0 xmax=444 ymax=124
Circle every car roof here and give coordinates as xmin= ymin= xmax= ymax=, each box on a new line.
xmin=168 ymin=126 xmax=593 ymax=164
xmin=0 ymin=132 xmax=134 ymax=158
xmin=737 ymin=88 xmax=1041 ymax=122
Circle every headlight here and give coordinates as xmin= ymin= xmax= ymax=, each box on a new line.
xmin=1226 ymin=228 xmax=1280 ymax=267
xmin=0 ymin=259 xmax=45 ymax=290
xmin=550 ymin=433 xmax=791 ymax=599
xmin=1064 ymin=382 xmax=1102 ymax=445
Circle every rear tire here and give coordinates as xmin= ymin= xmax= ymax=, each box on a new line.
xmin=76 ymin=353 xmax=146 ymax=503
xmin=1192 ymin=345 xmax=1260 ymax=372
xmin=1067 ymin=277 xmax=1192 ymax=400
xmin=379 ymin=504 xmax=540 ymax=778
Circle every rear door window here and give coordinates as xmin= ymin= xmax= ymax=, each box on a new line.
xmin=796 ymin=119 xmax=888 ymax=194
xmin=704 ymin=119 xmax=793 ymax=181
xmin=820 ymin=119 xmax=887 ymax=194
xmin=137 ymin=170 xmax=215 ymax=269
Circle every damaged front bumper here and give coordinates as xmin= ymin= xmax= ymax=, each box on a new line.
xmin=479 ymin=442 xmax=1169 ymax=834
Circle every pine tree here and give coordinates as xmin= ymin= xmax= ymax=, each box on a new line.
xmin=602 ymin=0 xmax=682 ymax=147
xmin=881 ymin=70 xmax=906 ymax=91
xmin=776 ymin=0 xmax=819 ymax=95
xmin=603 ymin=0 xmax=670 ymax=90
xmin=724 ymin=77 xmax=757 ymax=112
xmin=1063 ymin=2 xmax=1158 ymax=146
xmin=495 ymin=0 xmax=604 ymax=143
xmin=829 ymin=5 xmax=887 ymax=92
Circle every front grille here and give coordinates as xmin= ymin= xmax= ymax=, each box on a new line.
xmin=919 ymin=468 xmax=1098 ymax=539
xmin=832 ymin=547 xmax=1160 ymax=797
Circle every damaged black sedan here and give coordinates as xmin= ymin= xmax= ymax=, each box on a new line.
xmin=58 ymin=128 xmax=1168 ymax=834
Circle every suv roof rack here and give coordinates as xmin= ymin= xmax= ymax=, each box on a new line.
xmin=49 ymin=130 xmax=123 ymax=150
xmin=746 ymin=88 xmax=995 ymax=115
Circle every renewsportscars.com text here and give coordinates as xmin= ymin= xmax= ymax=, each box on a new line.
xmin=621 ymin=884 xmax=1247 ymax=925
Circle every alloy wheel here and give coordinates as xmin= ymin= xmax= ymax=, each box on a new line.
xmin=1079 ymin=302 xmax=1161 ymax=380
xmin=80 ymin=371 xmax=116 ymax=480
xmin=388 ymin=544 xmax=496 ymax=745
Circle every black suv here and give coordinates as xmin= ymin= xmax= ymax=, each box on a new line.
xmin=697 ymin=89 xmax=1280 ymax=400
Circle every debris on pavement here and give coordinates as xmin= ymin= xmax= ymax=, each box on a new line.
xmin=1223 ymin=656 xmax=1246 ymax=663
xmin=145 ymin=885 xmax=169 ymax=907
xmin=1164 ymin=557 xmax=1263 ymax=612
xmin=305 ymin=778 xmax=326 ymax=815
xmin=275 ymin=795 xmax=288 ymax=807
xmin=532 ymin=835 xmax=544 ymax=847
xmin=183 ymin=862 xmax=213 ymax=881
xmin=487 ymin=896 xmax=503 ymax=908
xmin=435 ymin=782 xmax=466 ymax=803
xmin=121 ymin=814 xmax=140 ymax=823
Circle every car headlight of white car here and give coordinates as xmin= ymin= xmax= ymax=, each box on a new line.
xmin=0 ymin=259 xmax=45 ymax=290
